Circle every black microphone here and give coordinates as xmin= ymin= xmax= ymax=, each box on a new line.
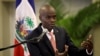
xmin=26 ymin=31 xmax=46 ymax=43
xmin=0 ymin=31 xmax=46 ymax=51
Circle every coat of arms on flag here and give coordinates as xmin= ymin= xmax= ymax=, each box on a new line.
xmin=16 ymin=16 xmax=34 ymax=38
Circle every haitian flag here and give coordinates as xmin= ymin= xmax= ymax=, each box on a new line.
xmin=14 ymin=0 xmax=37 ymax=56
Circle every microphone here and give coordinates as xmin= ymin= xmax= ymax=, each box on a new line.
xmin=0 ymin=30 xmax=47 ymax=51
xmin=27 ymin=30 xmax=47 ymax=43
xmin=35 ymin=29 xmax=47 ymax=42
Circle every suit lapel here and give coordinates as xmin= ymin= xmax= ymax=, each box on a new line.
xmin=37 ymin=24 xmax=55 ymax=53
xmin=39 ymin=25 xmax=62 ymax=54
xmin=43 ymin=27 xmax=61 ymax=53
xmin=43 ymin=34 xmax=55 ymax=54
xmin=54 ymin=28 xmax=60 ymax=50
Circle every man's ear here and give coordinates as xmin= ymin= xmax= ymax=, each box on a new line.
xmin=39 ymin=15 xmax=42 ymax=21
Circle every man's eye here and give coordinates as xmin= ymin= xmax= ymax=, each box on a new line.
xmin=52 ymin=15 xmax=56 ymax=18
xmin=47 ymin=16 xmax=51 ymax=18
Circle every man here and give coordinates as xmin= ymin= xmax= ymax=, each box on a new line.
xmin=25 ymin=4 xmax=93 ymax=56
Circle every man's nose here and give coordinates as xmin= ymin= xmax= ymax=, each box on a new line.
xmin=50 ymin=18 xmax=55 ymax=22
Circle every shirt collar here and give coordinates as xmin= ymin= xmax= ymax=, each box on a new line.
xmin=41 ymin=25 xmax=54 ymax=33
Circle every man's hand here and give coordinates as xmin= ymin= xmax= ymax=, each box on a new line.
xmin=55 ymin=45 xmax=69 ymax=56
xmin=81 ymin=34 xmax=93 ymax=52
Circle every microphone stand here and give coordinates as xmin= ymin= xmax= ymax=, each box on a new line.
xmin=0 ymin=40 xmax=27 ymax=51
xmin=0 ymin=32 xmax=46 ymax=51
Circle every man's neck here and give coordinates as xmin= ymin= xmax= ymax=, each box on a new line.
xmin=41 ymin=25 xmax=53 ymax=32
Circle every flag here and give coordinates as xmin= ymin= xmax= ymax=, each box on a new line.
xmin=14 ymin=0 xmax=38 ymax=56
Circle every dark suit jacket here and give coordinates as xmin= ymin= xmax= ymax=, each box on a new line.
xmin=25 ymin=24 xmax=93 ymax=56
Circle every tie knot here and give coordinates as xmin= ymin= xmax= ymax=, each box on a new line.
xmin=49 ymin=32 xmax=55 ymax=41
xmin=49 ymin=32 xmax=53 ymax=35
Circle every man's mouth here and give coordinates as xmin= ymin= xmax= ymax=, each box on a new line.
xmin=50 ymin=24 xmax=55 ymax=27
xmin=50 ymin=23 xmax=55 ymax=26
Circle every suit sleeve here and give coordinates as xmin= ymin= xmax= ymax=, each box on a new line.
xmin=62 ymin=29 xmax=93 ymax=56
xmin=25 ymin=30 xmax=42 ymax=56
xmin=27 ymin=43 xmax=41 ymax=56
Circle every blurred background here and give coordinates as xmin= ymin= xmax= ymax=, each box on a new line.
xmin=0 ymin=0 xmax=100 ymax=56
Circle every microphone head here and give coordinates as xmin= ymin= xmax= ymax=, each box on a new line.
xmin=27 ymin=29 xmax=48 ymax=43
xmin=43 ymin=29 xmax=48 ymax=33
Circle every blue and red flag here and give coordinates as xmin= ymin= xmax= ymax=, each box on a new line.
xmin=14 ymin=0 xmax=38 ymax=56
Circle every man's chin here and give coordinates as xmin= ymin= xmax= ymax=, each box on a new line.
xmin=50 ymin=25 xmax=55 ymax=29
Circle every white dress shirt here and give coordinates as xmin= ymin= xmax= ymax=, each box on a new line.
xmin=41 ymin=26 xmax=56 ymax=41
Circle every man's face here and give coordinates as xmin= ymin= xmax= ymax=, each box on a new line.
xmin=40 ymin=10 xmax=56 ymax=31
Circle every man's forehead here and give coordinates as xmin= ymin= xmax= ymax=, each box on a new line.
xmin=40 ymin=4 xmax=54 ymax=10
xmin=39 ymin=5 xmax=55 ymax=14
xmin=41 ymin=12 xmax=56 ymax=17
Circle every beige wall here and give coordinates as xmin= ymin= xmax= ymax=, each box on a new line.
xmin=0 ymin=0 xmax=100 ymax=56
xmin=93 ymin=25 xmax=100 ymax=56
xmin=93 ymin=0 xmax=100 ymax=3
xmin=2 ymin=2 xmax=10 ymax=56
xmin=0 ymin=0 xmax=15 ymax=56
xmin=0 ymin=0 xmax=3 ymax=56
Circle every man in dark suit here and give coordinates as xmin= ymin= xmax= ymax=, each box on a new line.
xmin=25 ymin=4 xmax=93 ymax=56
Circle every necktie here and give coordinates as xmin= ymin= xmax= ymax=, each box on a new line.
xmin=49 ymin=32 xmax=57 ymax=52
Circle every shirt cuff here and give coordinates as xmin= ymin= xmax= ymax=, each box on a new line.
xmin=86 ymin=49 xmax=93 ymax=55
